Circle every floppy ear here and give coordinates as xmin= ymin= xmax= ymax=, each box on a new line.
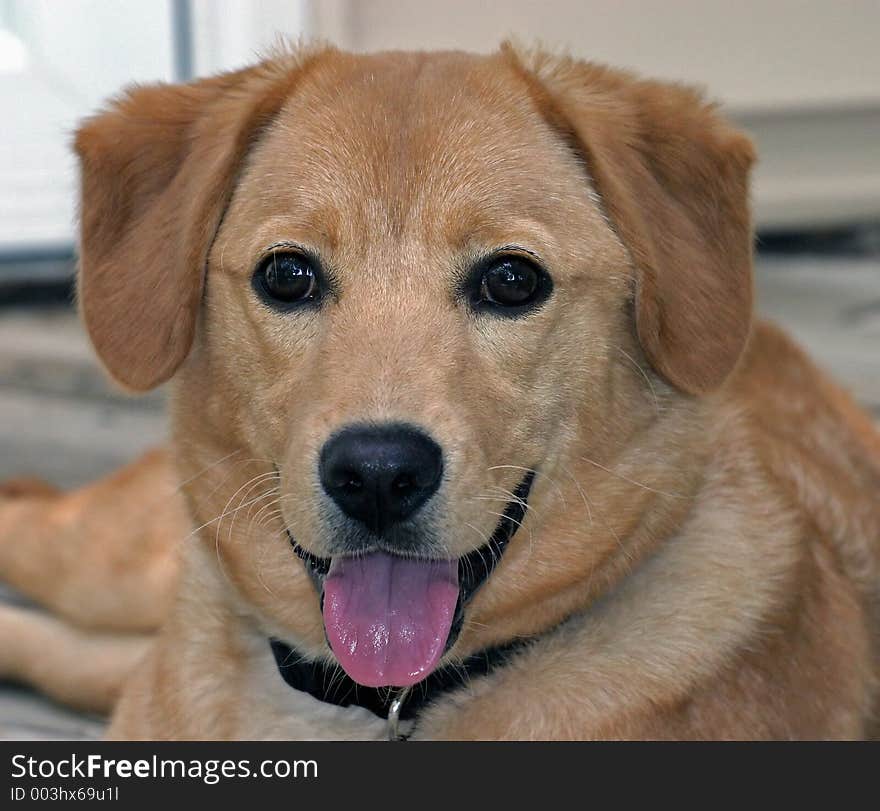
xmin=505 ymin=46 xmax=756 ymax=395
xmin=74 ymin=48 xmax=326 ymax=391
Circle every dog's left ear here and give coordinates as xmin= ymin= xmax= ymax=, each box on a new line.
xmin=506 ymin=46 xmax=755 ymax=396
xmin=74 ymin=49 xmax=326 ymax=391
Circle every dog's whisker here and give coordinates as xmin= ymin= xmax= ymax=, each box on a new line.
xmin=254 ymin=553 xmax=277 ymax=595
xmin=184 ymin=458 xmax=281 ymax=518
xmin=246 ymin=505 xmax=283 ymax=587
xmin=613 ymin=344 xmax=661 ymax=417
xmin=184 ymin=469 xmax=282 ymax=539
xmin=460 ymin=522 xmax=490 ymax=587
xmin=251 ymin=496 xmax=284 ymax=529
xmin=208 ymin=471 xmax=277 ymax=532
xmin=323 ymin=659 xmax=348 ymax=701
xmin=204 ymin=471 xmax=281 ymax=587
xmin=559 ymin=463 xmax=594 ymax=528
xmin=227 ymin=484 xmax=280 ymax=551
xmin=171 ymin=448 xmax=244 ymax=494
xmin=563 ymin=465 xmax=633 ymax=568
xmin=487 ymin=464 xmax=567 ymax=509
xmin=484 ymin=483 xmax=530 ymax=504
xmin=208 ymin=482 xmax=281 ymax=541
xmin=471 ymin=494 xmax=527 ymax=506
xmin=255 ymin=506 xmax=286 ymax=530
xmin=482 ymin=510 xmax=526 ymax=532
xmin=254 ymin=527 xmax=296 ymax=596
xmin=249 ymin=522 xmax=287 ymax=594
xmin=239 ymin=494 xmax=281 ymax=554
xmin=482 ymin=485 xmax=538 ymax=519
xmin=461 ymin=618 xmax=490 ymax=630
xmin=579 ymin=455 xmax=685 ymax=499
xmin=442 ymin=656 xmax=472 ymax=693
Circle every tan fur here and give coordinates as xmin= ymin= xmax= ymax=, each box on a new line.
xmin=1 ymin=44 xmax=878 ymax=739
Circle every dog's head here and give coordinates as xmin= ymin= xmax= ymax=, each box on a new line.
xmin=75 ymin=45 xmax=754 ymax=688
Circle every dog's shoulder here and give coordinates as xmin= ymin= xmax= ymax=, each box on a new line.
xmin=729 ymin=320 xmax=880 ymax=590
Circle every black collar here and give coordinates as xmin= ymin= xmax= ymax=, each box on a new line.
xmin=270 ymin=637 xmax=525 ymax=722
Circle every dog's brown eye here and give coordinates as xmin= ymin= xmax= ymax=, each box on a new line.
xmin=478 ymin=257 xmax=547 ymax=310
xmin=255 ymin=252 xmax=320 ymax=306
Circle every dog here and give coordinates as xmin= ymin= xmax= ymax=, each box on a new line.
xmin=1 ymin=43 xmax=878 ymax=740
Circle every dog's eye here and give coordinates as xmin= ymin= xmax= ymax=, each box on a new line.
xmin=255 ymin=252 xmax=320 ymax=306
xmin=473 ymin=256 xmax=551 ymax=314
xmin=481 ymin=259 xmax=538 ymax=306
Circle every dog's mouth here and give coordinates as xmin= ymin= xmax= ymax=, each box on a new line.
xmin=288 ymin=471 xmax=535 ymax=688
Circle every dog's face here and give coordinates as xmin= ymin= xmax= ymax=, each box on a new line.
xmin=75 ymin=46 xmax=754 ymax=687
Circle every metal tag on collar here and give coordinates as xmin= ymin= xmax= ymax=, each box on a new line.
xmin=387 ymin=689 xmax=410 ymax=741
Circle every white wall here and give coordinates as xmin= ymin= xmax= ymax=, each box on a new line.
xmin=312 ymin=0 xmax=880 ymax=112
xmin=191 ymin=0 xmax=307 ymax=75
xmin=0 ymin=0 xmax=176 ymax=251
xmin=308 ymin=0 xmax=880 ymax=228
xmin=1 ymin=0 xmax=876 ymax=252
xmin=0 ymin=0 xmax=309 ymax=252
xmin=12 ymin=0 xmax=174 ymax=107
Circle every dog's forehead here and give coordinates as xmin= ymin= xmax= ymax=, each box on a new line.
xmin=236 ymin=51 xmax=593 ymax=250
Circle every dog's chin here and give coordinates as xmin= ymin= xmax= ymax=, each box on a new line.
xmin=287 ymin=470 xmax=535 ymax=689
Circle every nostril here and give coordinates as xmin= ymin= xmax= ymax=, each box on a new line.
xmin=327 ymin=470 xmax=363 ymax=491
xmin=319 ymin=423 xmax=444 ymax=534
xmin=393 ymin=473 xmax=414 ymax=491
xmin=343 ymin=473 xmax=363 ymax=490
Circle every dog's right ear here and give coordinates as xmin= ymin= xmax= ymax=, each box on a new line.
xmin=504 ymin=45 xmax=755 ymax=396
xmin=74 ymin=49 xmax=326 ymax=391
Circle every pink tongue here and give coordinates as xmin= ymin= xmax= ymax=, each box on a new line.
xmin=322 ymin=551 xmax=459 ymax=688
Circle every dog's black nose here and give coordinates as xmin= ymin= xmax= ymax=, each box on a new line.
xmin=319 ymin=424 xmax=443 ymax=534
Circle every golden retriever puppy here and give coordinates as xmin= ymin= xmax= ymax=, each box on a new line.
xmin=1 ymin=43 xmax=878 ymax=739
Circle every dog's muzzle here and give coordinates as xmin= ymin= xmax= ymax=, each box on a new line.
xmin=287 ymin=470 xmax=535 ymax=689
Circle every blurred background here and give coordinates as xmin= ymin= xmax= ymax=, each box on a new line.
xmin=0 ymin=0 xmax=878 ymax=736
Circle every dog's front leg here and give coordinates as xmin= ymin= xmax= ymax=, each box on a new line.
xmin=0 ymin=447 xmax=184 ymax=632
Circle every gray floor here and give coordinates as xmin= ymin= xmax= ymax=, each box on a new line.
xmin=0 ymin=247 xmax=878 ymax=739
xmin=0 ymin=308 xmax=167 ymax=487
